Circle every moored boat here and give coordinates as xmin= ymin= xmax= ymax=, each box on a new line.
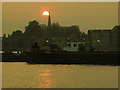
xmin=26 ymin=43 xmax=120 ymax=65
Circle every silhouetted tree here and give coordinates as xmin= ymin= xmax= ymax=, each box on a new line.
xmin=11 ymin=30 xmax=23 ymax=38
xmin=24 ymin=20 xmax=44 ymax=39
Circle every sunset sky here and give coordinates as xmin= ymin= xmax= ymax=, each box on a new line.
xmin=2 ymin=2 xmax=118 ymax=35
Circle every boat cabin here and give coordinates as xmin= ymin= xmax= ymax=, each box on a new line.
xmin=63 ymin=42 xmax=86 ymax=52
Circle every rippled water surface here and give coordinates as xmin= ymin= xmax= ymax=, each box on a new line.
xmin=2 ymin=62 xmax=118 ymax=88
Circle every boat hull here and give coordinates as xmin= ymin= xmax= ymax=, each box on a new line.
xmin=26 ymin=52 xmax=120 ymax=65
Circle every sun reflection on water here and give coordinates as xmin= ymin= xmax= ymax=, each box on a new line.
xmin=37 ymin=69 xmax=56 ymax=88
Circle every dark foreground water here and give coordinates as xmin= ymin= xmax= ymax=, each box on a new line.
xmin=2 ymin=62 xmax=118 ymax=88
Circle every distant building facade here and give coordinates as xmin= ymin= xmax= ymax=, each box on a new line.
xmin=88 ymin=26 xmax=120 ymax=52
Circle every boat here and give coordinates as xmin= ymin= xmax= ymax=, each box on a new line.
xmin=2 ymin=51 xmax=27 ymax=62
xmin=26 ymin=43 xmax=120 ymax=65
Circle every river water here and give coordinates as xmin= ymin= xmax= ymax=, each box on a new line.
xmin=2 ymin=62 xmax=118 ymax=88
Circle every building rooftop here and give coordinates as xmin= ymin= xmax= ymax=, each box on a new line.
xmin=112 ymin=25 xmax=120 ymax=31
xmin=88 ymin=29 xmax=111 ymax=33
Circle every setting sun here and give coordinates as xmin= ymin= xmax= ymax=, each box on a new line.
xmin=42 ymin=11 xmax=49 ymax=16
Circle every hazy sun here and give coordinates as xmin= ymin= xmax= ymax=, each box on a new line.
xmin=43 ymin=11 xmax=49 ymax=16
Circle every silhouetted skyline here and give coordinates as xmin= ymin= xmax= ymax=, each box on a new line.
xmin=2 ymin=2 xmax=118 ymax=35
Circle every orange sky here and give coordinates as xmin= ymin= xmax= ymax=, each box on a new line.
xmin=2 ymin=2 xmax=118 ymax=35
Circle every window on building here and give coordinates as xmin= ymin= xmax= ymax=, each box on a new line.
xmin=74 ymin=44 xmax=77 ymax=47
xmin=68 ymin=44 xmax=71 ymax=47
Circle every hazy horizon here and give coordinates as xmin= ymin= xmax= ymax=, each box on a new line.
xmin=2 ymin=2 xmax=118 ymax=36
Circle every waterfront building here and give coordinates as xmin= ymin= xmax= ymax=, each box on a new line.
xmin=88 ymin=25 xmax=120 ymax=52
xmin=112 ymin=25 xmax=120 ymax=51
